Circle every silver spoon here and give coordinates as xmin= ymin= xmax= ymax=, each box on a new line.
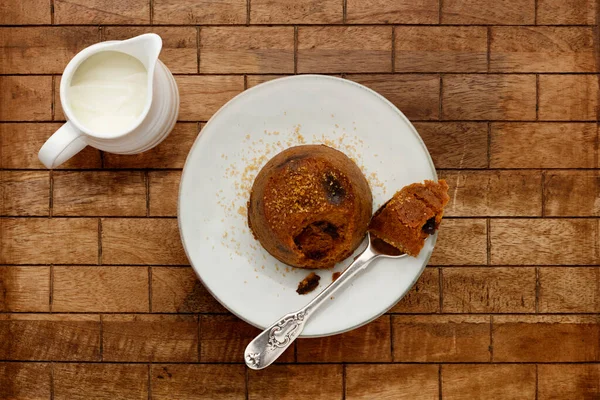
xmin=244 ymin=231 xmax=408 ymax=370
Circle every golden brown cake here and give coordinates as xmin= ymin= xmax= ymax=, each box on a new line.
xmin=248 ymin=145 xmax=373 ymax=269
xmin=368 ymin=180 xmax=449 ymax=256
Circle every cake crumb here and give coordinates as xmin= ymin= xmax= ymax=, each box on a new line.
xmin=332 ymin=271 xmax=341 ymax=282
xmin=296 ymin=272 xmax=320 ymax=295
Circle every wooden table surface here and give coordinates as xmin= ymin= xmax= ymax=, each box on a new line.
xmin=1 ymin=0 xmax=600 ymax=399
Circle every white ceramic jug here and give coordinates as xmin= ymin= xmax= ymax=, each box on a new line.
xmin=38 ymin=33 xmax=179 ymax=168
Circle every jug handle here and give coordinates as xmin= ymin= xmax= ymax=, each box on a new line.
xmin=38 ymin=122 xmax=87 ymax=169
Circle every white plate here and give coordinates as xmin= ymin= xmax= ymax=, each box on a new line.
xmin=178 ymin=75 xmax=437 ymax=337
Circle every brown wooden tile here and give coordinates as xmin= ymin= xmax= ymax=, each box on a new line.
xmin=53 ymin=171 xmax=146 ymax=217
xmin=0 ymin=0 xmax=51 ymax=24
xmin=0 ymin=171 xmax=49 ymax=216
xmin=392 ymin=315 xmax=491 ymax=362
xmin=438 ymin=170 xmax=542 ymax=217
xmin=0 ymin=76 xmax=52 ymax=121
xmin=102 ymin=218 xmax=188 ymax=265
xmin=490 ymin=219 xmax=599 ymax=265
xmin=0 ymin=27 xmax=99 ymax=74
xmin=442 ymin=75 xmax=536 ymax=121
xmin=153 ymin=0 xmax=246 ymax=24
xmin=490 ymin=27 xmax=596 ymax=73
xmin=200 ymin=314 xmax=294 ymax=363
xmin=53 ymin=266 xmax=149 ymax=312
xmin=54 ymin=0 xmax=149 ymax=24
xmin=394 ymin=27 xmax=487 ymax=73
xmin=0 ymin=123 xmax=101 ymax=169
xmin=54 ymin=363 xmax=148 ymax=400
xmin=544 ymin=171 xmax=600 ymax=216
xmin=346 ymin=364 xmax=438 ymax=400
xmin=0 ymin=218 xmax=98 ymax=264
xmin=246 ymin=75 xmax=290 ymax=88
xmin=390 ymin=267 xmax=440 ymax=313
xmin=537 ymin=0 xmax=598 ymax=25
xmin=151 ymin=266 xmax=226 ymax=313
xmin=296 ymin=316 xmax=392 ymax=362
xmin=443 ymin=364 xmax=536 ymax=400
xmin=441 ymin=0 xmax=535 ymax=24
xmin=346 ymin=74 xmax=439 ymax=120
xmin=297 ymin=27 xmax=392 ymax=73
xmin=0 ymin=314 xmax=100 ymax=361
xmin=148 ymin=170 xmax=180 ymax=216
xmin=538 ymin=364 xmax=600 ymax=400
xmin=103 ymin=314 xmax=198 ymax=362
xmin=413 ymin=122 xmax=488 ymax=169
xmin=103 ymin=27 xmax=197 ymax=73
xmin=152 ymin=364 xmax=246 ymax=400
xmin=248 ymin=365 xmax=343 ymax=400
xmin=0 ymin=363 xmax=51 ymax=400
xmin=442 ymin=267 xmax=536 ymax=313
xmin=200 ymin=27 xmax=294 ymax=73
xmin=490 ymin=123 xmax=597 ymax=168
xmin=539 ymin=267 xmax=600 ymax=313
xmin=346 ymin=0 xmax=438 ymax=23
xmin=104 ymin=123 xmax=199 ymax=168
xmin=493 ymin=315 xmax=600 ymax=362
xmin=53 ymin=75 xmax=66 ymax=121
xmin=176 ymin=75 xmax=244 ymax=121
xmin=250 ymin=0 xmax=342 ymax=24
xmin=539 ymin=75 xmax=599 ymax=121
xmin=429 ymin=218 xmax=488 ymax=265
xmin=0 ymin=266 xmax=50 ymax=312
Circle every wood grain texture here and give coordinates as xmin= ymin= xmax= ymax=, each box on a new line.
xmin=102 ymin=314 xmax=198 ymax=362
xmin=346 ymin=74 xmax=439 ymax=120
xmin=346 ymin=364 xmax=439 ymax=400
xmin=429 ymin=219 xmax=488 ymax=265
xmin=296 ymin=316 xmax=392 ymax=362
xmin=0 ymin=171 xmax=50 ymax=216
xmin=392 ymin=315 xmax=491 ymax=362
xmin=250 ymin=0 xmax=342 ymax=24
xmin=54 ymin=0 xmax=150 ymax=24
xmin=53 ymin=171 xmax=147 ymax=217
xmin=0 ymin=76 xmax=52 ymax=121
xmin=442 ymin=364 xmax=536 ymax=400
xmin=297 ymin=27 xmax=392 ymax=73
xmin=539 ymin=267 xmax=600 ymax=313
xmin=246 ymin=74 xmax=293 ymax=88
xmin=544 ymin=171 xmax=600 ymax=216
xmin=539 ymin=75 xmax=599 ymax=121
xmin=490 ymin=219 xmax=599 ymax=265
xmin=537 ymin=0 xmax=598 ymax=25
xmin=248 ymin=365 xmax=343 ymax=400
xmin=101 ymin=218 xmax=187 ymax=265
xmin=538 ymin=364 xmax=600 ymax=400
xmin=176 ymin=75 xmax=244 ymax=121
xmin=151 ymin=364 xmax=246 ymax=400
xmin=0 ymin=363 xmax=51 ymax=400
xmin=149 ymin=170 xmax=180 ymax=216
xmin=390 ymin=267 xmax=440 ymax=313
xmin=394 ymin=27 xmax=487 ymax=72
xmin=442 ymin=267 xmax=536 ymax=313
xmin=0 ymin=0 xmax=50 ymax=24
xmin=0 ymin=266 xmax=50 ymax=312
xmin=490 ymin=27 xmax=596 ymax=73
xmin=490 ymin=123 xmax=597 ymax=168
xmin=0 ymin=314 xmax=100 ymax=361
xmin=153 ymin=0 xmax=246 ymax=24
xmin=441 ymin=0 xmax=535 ymax=24
xmin=493 ymin=315 xmax=600 ymax=362
xmin=0 ymin=218 xmax=98 ymax=264
xmin=346 ymin=0 xmax=438 ymax=24
xmin=413 ymin=122 xmax=488 ymax=169
xmin=438 ymin=170 xmax=542 ymax=217
xmin=54 ymin=363 xmax=148 ymax=400
xmin=53 ymin=266 xmax=149 ymax=312
xmin=442 ymin=75 xmax=536 ymax=121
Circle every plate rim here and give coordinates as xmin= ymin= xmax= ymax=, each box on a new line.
xmin=178 ymin=74 xmax=438 ymax=338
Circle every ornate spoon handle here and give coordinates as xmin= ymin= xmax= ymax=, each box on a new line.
xmin=244 ymin=245 xmax=379 ymax=370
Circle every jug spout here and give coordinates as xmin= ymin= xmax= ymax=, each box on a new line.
xmin=107 ymin=33 xmax=162 ymax=71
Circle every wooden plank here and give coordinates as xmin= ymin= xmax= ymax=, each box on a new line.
xmin=53 ymin=266 xmax=149 ymax=312
xmin=539 ymin=267 xmax=600 ymax=313
xmin=0 ymin=363 xmax=51 ymax=400
xmin=544 ymin=171 xmax=600 ymax=216
xmin=493 ymin=315 xmax=600 ymax=362
xmin=0 ymin=76 xmax=52 ymax=121
xmin=539 ymin=75 xmax=599 ymax=121
xmin=153 ymin=0 xmax=246 ymax=24
xmin=441 ymin=0 xmax=535 ymax=24
xmin=537 ymin=0 xmax=597 ymax=25
xmin=392 ymin=315 xmax=491 ymax=362
xmin=176 ymin=75 xmax=244 ymax=121
xmin=0 ymin=171 xmax=50 ymax=216
xmin=250 ymin=0 xmax=342 ymax=24
xmin=346 ymin=0 xmax=438 ymax=24
xmin=200 ymin=27 xmax=294 ymax=73
xmin=0 ymin=314 xmax=100 ymax=361
xmin=346 ymin=364 xmax=438 ymax=400
xmin=538 ymin=364 xmax=600 ymax=400
xmin=0 ymin=266 xmax=50 ymax=312
xmin=0 ymin=0 xmax=50 ymax=24
xmin=429 ymin=219 xmax=488 ymax=265
xmin=390 ymin=267 xmax=440 ymax=313
xmin=297 ymin=27 xmax=392 ymax=73
xmin=53 ymin=171 xmax=147 ymax=217
xmin=442 ymin=267 xmax=536 ymax=313
xmin=54 ymin=0 xmax=149 ymax=24
xmin=0 ymin=218 xmax=98 ymax=264
xmin=149 ymin=171 xmax=180 ymax=216
xmin=248 ymin=365 xmax=343 ymax=400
